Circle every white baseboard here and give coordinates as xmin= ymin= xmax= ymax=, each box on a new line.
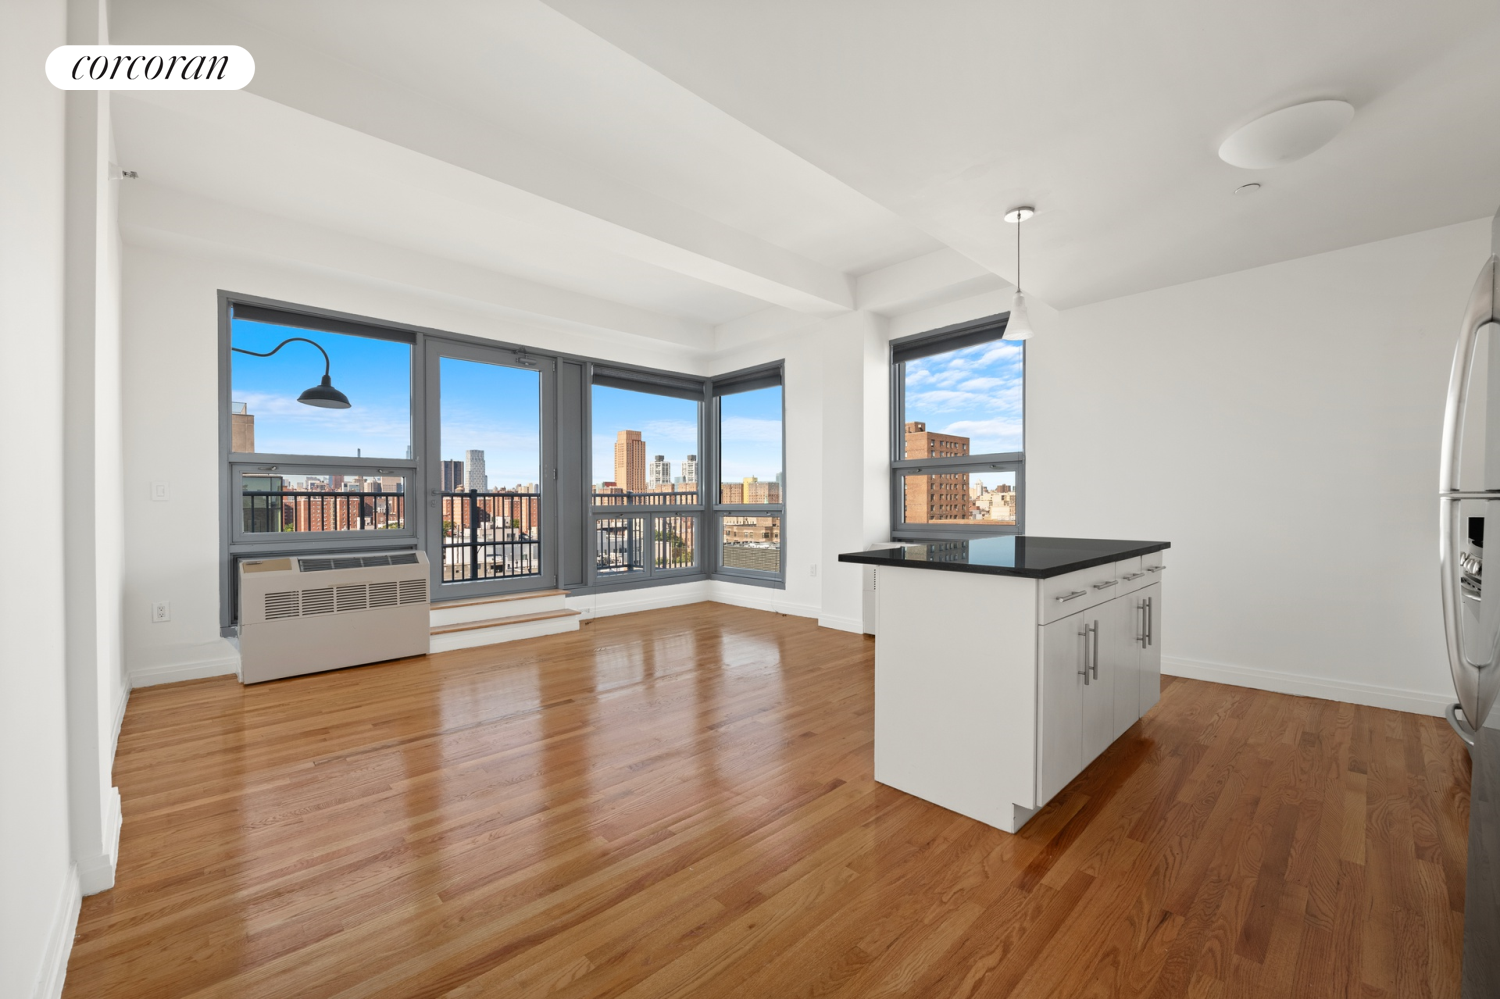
xmin=110 ymin=684 xmax=129 ymax=763
xmin=817 ymin=614 xmax=865 ymax=634
xmin=568 ymin=581 xmax=709 ymax=621
xmin=1161 ymin=655 xmax=1453 ymax=717
xmin=427 ymin=614 xmax=580 ymax=654
xmin=706 ymin=582 xmax=821 ymax=620
xmin=128 ymin=655 xmax=240 ymax=688
xmin=33 ymin=863 xmax=80 ymax=999
xmin=76 ymin=787 xmax=122 ymax=896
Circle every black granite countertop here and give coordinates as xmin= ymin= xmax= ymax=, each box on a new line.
xmin=836 ymin=536 xmax=1170 ymax=579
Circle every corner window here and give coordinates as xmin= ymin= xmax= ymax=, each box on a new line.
xmin=713 ymin=367 xmax=784 ymax=580
xmin=891 ymin=315 xmax=1023 ymax=538
xmin=588 ymin=368 xmax=705 ymax=581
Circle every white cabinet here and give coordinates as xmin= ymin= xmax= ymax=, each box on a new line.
xmin=1035 ymin=561 xmax=1166 ymax=817
xmin=1138 ymin=580 xmax=1162 ymax=713
xmin=1038 ymin=613 xmax=1086 ymax=805
xmin=871 ymin=548 xmax=1166 ymax=834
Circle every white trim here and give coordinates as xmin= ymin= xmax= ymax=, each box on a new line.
xmin=427 ymin=614 xmax=580 ymax=654
xmin=33 ymin=863 xmax=81 ymax=999
xmin=128 ymin=655 xmax=240 ymax=688
xmin=110 ymin=684 xmax=129 ymax=762
xmin=706 ymin=581 xmax=820 ymax=620
xmin=817 ymin=614 xmax=865 ymax=634
xmin=1161 ymin=655 xmax=1453 ymax=717
xmin=76 ymin=787 xmax=122 ymax=895
xmin=567 ymin=581 xmax=709 ymax=621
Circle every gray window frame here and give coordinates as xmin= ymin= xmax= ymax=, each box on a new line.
xmin=584 ymin=365 xmax=709 ymax=587
xmin=218 ymin=292 xmax=786 ymax=634
xmin=889 ymin=313 xmax=1025 ymax=541
xmin=709 ymin=363 xmax=786 ymax=586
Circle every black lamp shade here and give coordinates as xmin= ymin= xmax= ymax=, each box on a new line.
xmin=298 ymin=375 xmax=352 ymax=409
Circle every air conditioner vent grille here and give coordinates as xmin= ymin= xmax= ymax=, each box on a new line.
xmin=336 ymin=584 xmax=368 ymax=613
xmin=265 ymin=591 xmax=299 ymax=620
xmin=398 ymin=579 xmax=428 ymax=605
xmin=301 ymin=587 xmax=336 ymax=615
xmin=368 ymin=581 xmax=398 ymax=608
xmin=298 ymin=552 xmax=420 ymax=571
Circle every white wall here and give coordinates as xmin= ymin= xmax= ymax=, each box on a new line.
xmin=1023 ymin=218 xmax=1492 ymax=714
xmin=61 ymin=0 xmax=126 ymax=901
xmin=0 ymin=3 xmax=81 ymax=997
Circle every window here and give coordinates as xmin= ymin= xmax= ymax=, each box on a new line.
xmin=588 ymin=367 xmax=705 ymax=581
xmin=433 ymin=351 xmax=544 ymax=586
xmin=220 ymin=294 xmax=786 ymax=630
xmin=714 ymin=367 xmax=784 ymax=578
xmin=891 ymin=315 xmax=1022 ymax=538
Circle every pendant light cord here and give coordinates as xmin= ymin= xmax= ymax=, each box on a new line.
xmin=1016 ymin=218 xmax=1021 ymax=293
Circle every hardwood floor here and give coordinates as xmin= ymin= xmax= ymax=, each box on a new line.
xmin=67 ymin=603 xmax=1470 ymax=998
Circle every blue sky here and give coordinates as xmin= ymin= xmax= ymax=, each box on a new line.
xmin=590 ymin=384 xmax=783 ymax=487
xmin=904 ymin=339 xmax=1023 ymax=454
xmin=232 ymin=317 xmax=783 ymax=489
xmin=231 ymin=319 xmax=412 ymax=458
xmin=438 ymin=357 xmax=541 ymax=487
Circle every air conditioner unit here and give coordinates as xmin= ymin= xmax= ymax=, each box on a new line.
xmin=237 ymin=550 xmax=430 ymax=684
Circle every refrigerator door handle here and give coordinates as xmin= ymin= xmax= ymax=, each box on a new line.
xmin=1439 ymin=255 xmax=1500 ymax=732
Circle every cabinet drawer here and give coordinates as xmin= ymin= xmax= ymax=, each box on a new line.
xmin=1141 ymin=551 xmax=1166 ymax=581
xmin=1040 ymin=563 xmax=1118 ymax=624
xmin=1116 ymin=556 xmax=1152 ymax=594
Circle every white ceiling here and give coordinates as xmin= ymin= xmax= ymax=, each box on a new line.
xmin=545 ymin=0 xmax=1500 ymax=308
xmin=110 ymin=0 xmax=1500 ymax=340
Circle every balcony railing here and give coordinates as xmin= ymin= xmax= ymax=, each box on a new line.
xmin=590 ymin=488 xmax=700 ymax=507
xmin=241 ymin=489 xmax=406 ymax=534
xmin=594 ymin=513 xmax=697 ymax=577
xmin=440 ymin=490 xmax=541 ymax=582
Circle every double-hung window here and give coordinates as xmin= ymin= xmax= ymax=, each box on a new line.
xmin=890 ymin=314 xmax=1023 ymax=538
xmin=588 ymin=366 xmax=706 ymax=583
xmin=712 ymin=365 xmax=784 ymax=580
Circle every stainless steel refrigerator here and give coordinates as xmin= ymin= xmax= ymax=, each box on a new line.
xmin=1438 ymin=205 xmax=1500 ymax=997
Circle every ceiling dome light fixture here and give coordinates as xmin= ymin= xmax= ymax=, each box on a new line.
xmin=1218 ymin=99 xmax=1354 ymax=169
xmin=1002 ymin=206 xmax=1035 ymax=341
xmin=231 ymin=336 xmax=352 ymax=409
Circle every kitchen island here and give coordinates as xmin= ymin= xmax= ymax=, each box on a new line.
xmin=838 ymin=536 xmax=1170 ymax=833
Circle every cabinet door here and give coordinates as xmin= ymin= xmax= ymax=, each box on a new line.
xmin=1139 ymin=582 xmax=1162 ymax=713
xmin=1038 ymin=612 xmax=1086 ymax=806
xmin=1081 ymin=606 xmax=1117 ymax=764
xmin=1110 ymin=594 xmax=1142 ymax=739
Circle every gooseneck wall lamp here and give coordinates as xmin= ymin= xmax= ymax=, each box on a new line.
xmin=231 ymin=336 xmax=352 ymax=409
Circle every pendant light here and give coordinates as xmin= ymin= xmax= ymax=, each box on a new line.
xmin=1002 ymin=206 xmax=1035 ymax=341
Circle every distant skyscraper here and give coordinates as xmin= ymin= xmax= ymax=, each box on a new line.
xmin=614 ymin=430 xmax=646 ymax=492
xmin=648 ymin=455 xmax=672 ymax=487
xmin=681 ymin=454 xmax=698 ymax=484
xmin=442 ymin=459 xmax=464 ymax=492
xmin=464 ymin=450 xmax=487 ymax=492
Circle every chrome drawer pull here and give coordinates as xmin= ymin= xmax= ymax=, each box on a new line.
xmin=1092 ymin=580 xmax=1117 ymax=589
xmin=1056 ymin=589 xmax=1088 ymax=602
xmin=1122 ymin=571 xmax=1146 ymax=580
xmin=1146 ymin=564 xmax=1166 ymax=573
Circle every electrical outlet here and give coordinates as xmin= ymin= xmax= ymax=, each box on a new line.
xmin=150 ymin=481 xmax=169 ymax=502
xmin=151 ymin=601 xmax=171 ymax=623
xmin=809 ymin=563 xmax=818 ymax=577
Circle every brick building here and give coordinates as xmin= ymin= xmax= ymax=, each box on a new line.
xmin=902 ymin=421 xmax=971 ymax=523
